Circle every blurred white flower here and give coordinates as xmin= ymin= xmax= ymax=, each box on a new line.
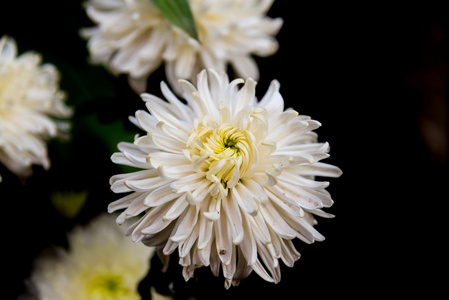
xmin=22 ymin=213 xmax=155 ymax=300
xmin=81 ymin=0 xmax=282 ymax=92
xmin=109 ymin=69 xmax=342 ymax=288
xmin=0 ymin=36 xmax=72 ymax=182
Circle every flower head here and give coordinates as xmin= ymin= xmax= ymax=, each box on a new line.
xmin=109 ymin=69 xmax=342 ymax=288
xmin=23 ymin=213 xmax=154 ymax=300
xmin=0 ymin=36 xmax=72 ymax=182
xmin=81 ymin=0 xmax=282 ymax=92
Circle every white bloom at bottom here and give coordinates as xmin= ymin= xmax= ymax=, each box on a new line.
xmin=0 ymin=36 xmax=72 ymax=182
xmin=23 ymin=213 xmax=154 ymax=300
xmin=109 ymin=69 xmax=342 ymax=288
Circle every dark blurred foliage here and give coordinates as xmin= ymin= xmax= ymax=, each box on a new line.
xmin=1 ymin=1 xmax=448 ymax=299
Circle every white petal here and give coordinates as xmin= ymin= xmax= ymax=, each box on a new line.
xmin=209 ymin=240 xmax=221 ymax=277
xmin=162 ymin=193 xmax=189 ymax=221
xmin=222 ymin=193 xmax=244 ymax=244
xmin=280 ymin=210 xmax=324 ymax=244
xmin=251 ymin=171 xmax=277 ymax=187
xmin=251 ymin=260 xmax=274 ymax=283
xmin=239 ymin=214 xmax=257 ymax=265
xmin=170 ymin=173 xmax=206 ymax=193
xmin=139 ymin=203 xmax=176 ymax=235
xmin=279 ymin=169 xmax=330 ymax=190
xmin=232 ymin=248 xmax=253 ymax=286
xmin=124 ymin=175 xmax=172 ymax=192
xmin=190 ymin=180 xmax=213 ymax=203
xmin=233 ymin=77 xmax=256 ymax=117
xmin=248 ymin=210 xmax=271 ymax=245
xmin=108 ymin=192 xmax=144 ymax=213
xmin=156 ymin=118 xmax=190 ymax=142
xmin=232 ymin=183 xmax=258 ymax=217
xmin=260 ymin=201 xmax=297 ymax=239
xmin=130 ymin=203 xmax=172 ymax=242
xmin=0 ymin=36 xmax=17 ymax=61
xmin=224 ymin=78 xmax=244 ymax=108
xmin=214 ymin=207 xmax=233 ymax=265
xmin=179 ymin=223 xmax=200 ymax=258
xmin=222 ymin=245 xmax=237 ymax=280
xmin=293 ymin=162 xmax=343 ymax=178
xmin=279 ymin=239 xmax=301 ymax=267
xmin=144 ymin=184 xmax=181 ymax=207
xmin=265 ymin=187 xmax=304 ymax=217
xmin=160 ymin=164 xmax=194 ymax=179
xmin=178 ymin=78 xmax=209 ymax=117
xmin=240 ymin=180 xmax=265 ymax=204
xmin=149 ymin=151 xmax=190 ymax=169
xmin=197 ymin=199 xmax=214 ymax=250
xmin=257 ymin=79 xmax=283 ymax=117
xmin=170 ymin=205 xmax=199 ymax=243
xmin=144 ymin=96 xmax=190 ymax=130
xmin=256 ymin=240 xmax=280 ymax=283
xmin=275 ymin=180 xmax=324 ymax=210
xmin=203 ymin=196 xmax=221 ymax=221
xmin=196 ymin=69 xmax=219 ymax=117
xmin=111 ymin=152 xmax=147 ymax=169
xmin=134 ymin=110 xmax=157 ymax=132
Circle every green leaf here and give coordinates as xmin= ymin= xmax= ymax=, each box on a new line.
xmin=77 ymin=114 xmax=133 ymax=156
xmin=77 ymin=113 xmax=140 ymax=173
xmin=51 ymin=190 xmax=88 ymax=219
xmin=151 ymin=0 xmax=199 ymax=41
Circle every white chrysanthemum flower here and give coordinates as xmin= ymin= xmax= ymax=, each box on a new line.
xmin=109 ymin=69 xmax=342 ymax=288
xmin=23 ymin=213 xmax=155 ymax=300
xmin=0 ymin=36 xmax=72 ymax=182
xmin=81 ymin=0 xmax=282 ymax=92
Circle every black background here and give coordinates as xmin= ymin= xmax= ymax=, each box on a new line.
xmin=1 ymin=1 xmax=448 ymax=299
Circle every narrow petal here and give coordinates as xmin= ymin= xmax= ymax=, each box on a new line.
xmin=232 ymin=183 xmax=258 ymax=217
xmin=144 ymin=184 xmax=181 ymax=207
xmin=163 ymin=193 xmax=189 ymax=221
xmin=260 ymin=201 xmax=297 ymax=239
xmin=233 ymin=78 xmax=256 ymax=117
xmin=170 ymin=205 xmax=199 ymax=243
xmin=239 ymin=214 xmax=257 ymax=265
xmin=222 ymin=193 xmax=244 ymax=244
xmin=214 ymin=207 xmax=233 ymax=265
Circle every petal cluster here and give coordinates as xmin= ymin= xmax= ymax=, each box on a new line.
xmin=81 ymin=0 xmax=282 ymax=92
xmin=0 ymin=36 xmax=72 ymax=181
xmin=109 ymin=69 xmax=342 ymax=288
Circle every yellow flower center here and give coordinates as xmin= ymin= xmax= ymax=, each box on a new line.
xmin=188 ymin=122 xmax=254 ymax=189
xmin=87 ymin=273 xmax=134 ymax=299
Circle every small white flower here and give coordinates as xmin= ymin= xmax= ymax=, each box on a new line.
xmin=0 ymin=36 xmax=72 ymax=182
xmin=109 ymin=69 xmax=342 ymax=288
xmin=23 ymin=213 xmax=155 ymax=300
xmin=81 ymin=0 xmax=282 ymax=92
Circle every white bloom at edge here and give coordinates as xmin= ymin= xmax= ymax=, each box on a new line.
xmin=22 ymin=213 xmax=155 ymax=300
xmin=109 ymin=69 xmax=342 ymax=288
xmin=0 ymin=36 xmax=72 ymax=182
xmin=81 ymin=0 xmax=282 ymax=93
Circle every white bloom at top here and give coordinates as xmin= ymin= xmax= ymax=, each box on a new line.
xmin=0 ymin=36 xmax=72 ymax=182
xmin=22 ymin=213 xmax=155 ymax=300
xmin=81 ymin=0 xmax=282 ymax=92
xmin=109 ymin=69 xmax=342 ymax=288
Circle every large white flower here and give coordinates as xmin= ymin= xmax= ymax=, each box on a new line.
xmin=109 ymin=69 xmax=342 ymax=288
xmin=0 ymin=36 xmax=72 ymax=182
xmin=81 ymin=0 xmax=282 ymax=92
xmin=22 ymin=213 xmax=155 ymax=300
